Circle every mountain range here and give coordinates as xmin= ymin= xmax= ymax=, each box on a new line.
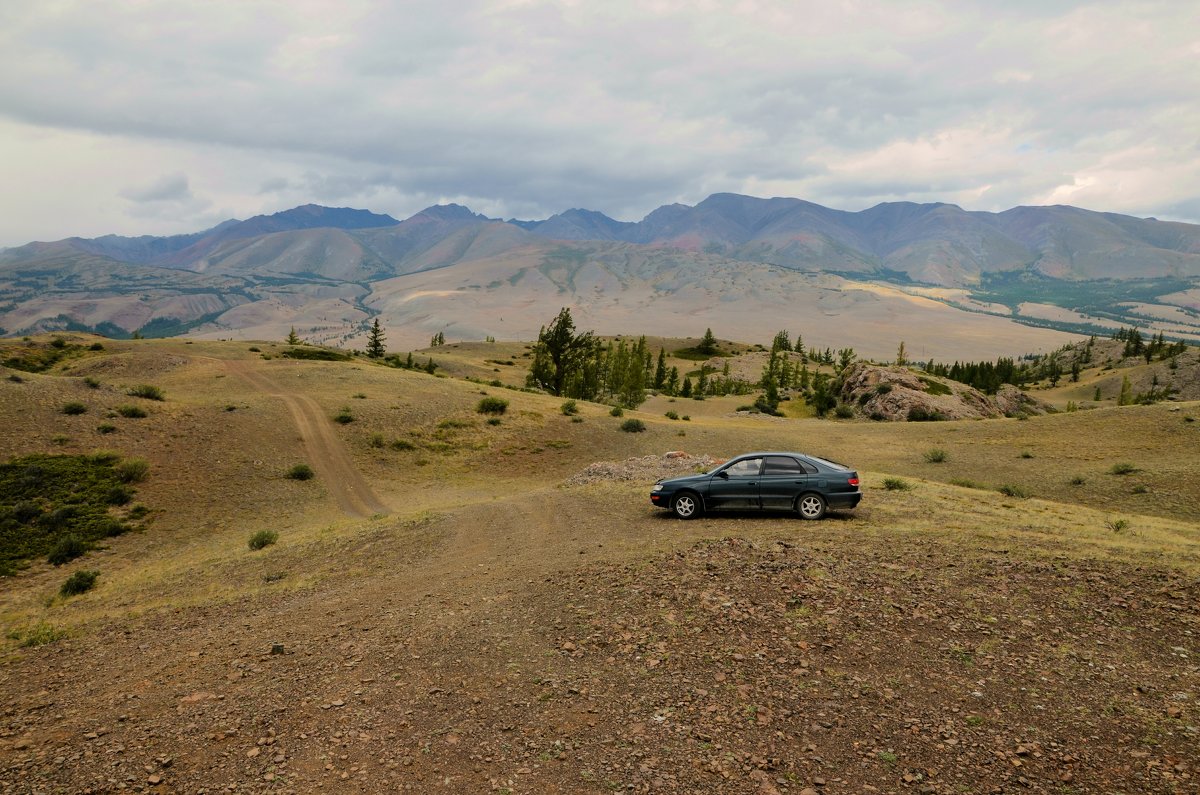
xmin=2 ymin=194 xmax=1198 ymax=359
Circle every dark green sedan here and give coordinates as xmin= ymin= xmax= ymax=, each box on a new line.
xmin=650 ymin=452 xmax=862 ymax=520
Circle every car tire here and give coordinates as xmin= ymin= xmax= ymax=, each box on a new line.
xmin=671 ymin=492 xmax=701 ymax=520
xmin=796 ymin=493 xmax=826 ymax=520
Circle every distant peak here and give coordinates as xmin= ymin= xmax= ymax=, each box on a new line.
xmin=414 ymin=204 xmax=492 ymax=222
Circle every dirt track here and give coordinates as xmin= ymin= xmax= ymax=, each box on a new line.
xmin=224 ymin=359 xmax=390 ymax=519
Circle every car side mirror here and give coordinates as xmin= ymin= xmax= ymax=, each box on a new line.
xmin=716 ymin=471 xmax=729 ymax=479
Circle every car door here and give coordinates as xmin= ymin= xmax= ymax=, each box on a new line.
xmin=759 ymin=455 xmax=810 ymax=510
xmin=706 ymin=457 xmax=763 ymax=510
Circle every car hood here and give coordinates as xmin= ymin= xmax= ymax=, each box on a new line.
xmin=656 ymin=472 xmax=711 ymax=487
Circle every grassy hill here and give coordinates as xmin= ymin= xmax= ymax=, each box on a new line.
xmin=0 ymin=335 xmax=1196 ymax=792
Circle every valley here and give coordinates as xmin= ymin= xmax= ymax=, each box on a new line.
xmin=0 ymin=335 xmax=1197 ymax=793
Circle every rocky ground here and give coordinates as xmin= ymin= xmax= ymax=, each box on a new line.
xmin=2 ymin=501 xmax=1196 ymax=794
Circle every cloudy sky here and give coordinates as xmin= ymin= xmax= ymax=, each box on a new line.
xmin=1 ymin=0 xmax=1197 ymax=247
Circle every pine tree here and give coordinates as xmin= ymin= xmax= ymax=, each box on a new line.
xmin=1117 ymin=375 xmax=1133 ymax=406
xmin=697 ymin=328 xmax=718 ymax=356
xmin=653 ymin=348 xmax=667 ymax=389
xmin=895 ymin=341 xmax=908 ymax=367
xmin=287 ymin=327 xmax=300 ymax=345
xmin=366 ymin=319 xmax=386 ymax=358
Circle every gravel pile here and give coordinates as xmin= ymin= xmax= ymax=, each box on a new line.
xmin=564 ymin=451 xmax=720 ymax=486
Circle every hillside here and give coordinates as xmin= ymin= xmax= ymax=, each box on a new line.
xmin=0 ymin=336 xmax=1197 ymax=792
xmin=4 ymin=195 xmax=1200 ymax=353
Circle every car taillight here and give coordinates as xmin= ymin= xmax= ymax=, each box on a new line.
xmin=848 ymin=477 xmax=860 ymax=487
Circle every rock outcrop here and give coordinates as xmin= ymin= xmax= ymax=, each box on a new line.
xmin=839 ymin=363 xmax=1049 ymax=421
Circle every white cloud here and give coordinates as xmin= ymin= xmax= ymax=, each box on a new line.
xmin=0 ymin=0 xmax=1197 ymax=245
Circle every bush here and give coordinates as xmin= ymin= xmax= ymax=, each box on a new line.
xmin=115 ymin=458 xmax=150 ymax=483
xmin=620 ymin=418 xmax=646 ymax=433
xmin=369 ymin=433 xmax=385 ymax=448
xmin=907 ymin=406 xmax=945 ymax=422
xmin=609 ymin=406 xmax=624 ymax=417
xmin=950 ymin=478 xmax=987 ymax=490
xmin=1109 ymin=462 xmax=1136 ymax=475
xmin=1106 ymin=518 xmax=1130 ymax=533
xmin=834 ymin=405 xmax=855 ymax=419
xmin=286 ymin=464 xmax=314 ymax=480
xmin=560 ymin=400 xmax=579 ymax=416
xmin=248 ymin=346 xmax=261 ymax=352
xmin=391 ymin=439 xmax=417 ymax=451
xmin=477 ymin=397 xmax=509 ymax=415
xmin=87 ymin=449 xmax=121 ymax=465
xmin=875 ymin=383 xmax=893 ymax=395
xmin=923 ymin=448 xmax=947 ymax=464
xmin=82 ymin=376 xmax=100 ymax=389
xmin=48 ymin=535 xmax=88 ymax=565
xmin=248 ymin=530 xmax=278 ymax=551
xmin=96 ymin=423 xmax=117 ymax=434
xmin=62 ymin=402 xmax=87 ymax=415
xmin=127 ymin=384 xmax=164 ymax=401
xmin=1070 ymin=475 xmax=1086 ymax=486
xmin=88 ymin=343 xmax=104 ymax=351
xmin=333 ymin=407 xmax=354 ymax=424
xmin=16 ymin=622 xmax=67 ymax=648
xmin=105 ymin=485 xmax=133 ymax=505
xmin=571 ymin=416 xmax=584 ymax=423
xmin=1019 ymin=451 xmax=1034 ymax=459
xmin=998 ymin=484 xmax=1030 ymax=498
xmin=487 ymin=417 xmax=502 ymax=426
xmin=882 ymin=477 xmax=911 ymax=491
xmin=665 ymin=411 xmax=679 ymax=420
xmin=116 ymin=405 xmax=147 ymax=418
xmin=60 ymin=570 xmax=99 ymax=597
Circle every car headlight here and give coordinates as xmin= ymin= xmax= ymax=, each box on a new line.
xmin=651 ymin=484 xmax=663 ymax=492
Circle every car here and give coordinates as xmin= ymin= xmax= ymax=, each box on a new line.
xmin=650 ymin=451 xmax=862 ymax=520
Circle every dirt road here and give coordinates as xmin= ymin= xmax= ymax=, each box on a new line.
xmin=224 ymin=359 xmax=390 ymax=519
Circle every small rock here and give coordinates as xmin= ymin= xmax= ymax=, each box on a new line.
xmin=246 ymin=748 xmax=260 ymax=758
xmin=147 ymin=774 xmax=162 ymax=786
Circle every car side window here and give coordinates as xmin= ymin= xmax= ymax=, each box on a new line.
xmin=724 ymin=458 xmax=762 ymax=478
xmin=797 ymin=459 xmax=818 ymax=475
xmin=763 ymin=456 xmax=803 ymax=475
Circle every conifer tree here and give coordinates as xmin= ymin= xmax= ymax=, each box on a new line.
xmin=366 ymin=319 xmax=386 ymax=358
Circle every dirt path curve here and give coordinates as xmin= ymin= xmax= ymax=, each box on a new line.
xmin=224 ymin=359 xmax=390 ymax=519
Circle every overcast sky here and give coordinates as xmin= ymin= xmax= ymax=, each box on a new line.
xmin=1 ymin=0 xmax=1198 ymax=247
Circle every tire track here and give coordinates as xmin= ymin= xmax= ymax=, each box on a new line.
xmin=225 ymin=360 xmax=390 ymax=519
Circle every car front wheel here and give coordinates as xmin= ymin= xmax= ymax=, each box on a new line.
xmin=671 ymin=493 xmax=700 ymax=519
xmin=796 ymin=493 xmax=826 ymax=520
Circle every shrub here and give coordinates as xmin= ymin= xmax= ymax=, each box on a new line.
xmin=923 ymin=448 xmax=947 ymax=464
xmin=116 ymin=405 xmax=147 ymax=418
xmin=7 ymin=374 xmax=23 ymax=383
xmin=477 ymin=397 xmax=509 ymax=415
xmin=286 ymin=463 xmax=314 ymax=480
xmin=1132 ymin=485 xmax=1149 ymax=494
xmin=224 ymin=404 xmax=237 ymax=412
xmin=682 ymin=415 xmax=691 ymax=421
xmin=369 ymin=433 xmax=385 ymax=448
xmin=620 ymin=418 xmax=646 ymax=433
xmin=998 ymin=484 xmax=1030 ymax=498
xmin=487 ymin=417 xmax=502 ymax=426
xmin=875 ymin=383 xmax=893 ymax=395
xmin=609 ymin=406 xmax=624 ymax=417
xmin=391 ymin=439 xmax=417 ymax=451
xmin=560 ymin=400 xmax=579 ymax=416
xmin=1069 ymin=475 xmax=1086 ymax=486
xmin=62 ymin=402 xmax=87 ymax=415
xmin=60 ymin=570 xmax=99 ymax=597
xmin=571 ymin=416 xmax=584 ymax=423
xmin=88 ymin=343 xmax=104 ymax=351
xmin=96 ymin=423 xmax=117 ymax=434
xmin=907 ymin=406 xmax=945 ymax=422
xmin=51 ymin=434 xmax=70 ymax=445
xmin=918 ymin=377 xmax=951 ymax=396
xmin=248 ymin=530 xmax=278 ymax=551
xmin=1106 ymin=518 xmax=1130 ymax=533
xmin=1109 ymin=462 xmax=1136 ymax=475
xmin=665 ymin=411 xmax=679 ymax=420
xmin=834 ymin=405 xmax=855 ymax=419
xmin=48 ymin=535 xmax=88 ymax=565
xmin=1019 ymin=451 xmax=1034 ymax=459
xmin=333 ymin=407 xmax=354 ymax=424
xmin=87 ymin=449 xmax=121 ymax=465
xmin=352 ymin=392 xmax=367 ymax=399
xmin=248 ymin=346 xmax=261 ymax=352
xmin=882 ymin=477 xmax=911 ymax=491
xmin=127 ymin=384 xmax=164 ymax=401
xmin=115 ymin=458 xmax=150 ymax=483
xmin=82 ymin=376 xmax=100 ymax=389
xmin=950 ymin=478 xmax=988 ymax=489
xmin=105 ymin=485 xmax=133 ymax=505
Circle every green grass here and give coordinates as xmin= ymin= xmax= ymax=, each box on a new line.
xmin=0 ymin=454 xmax=137 ymax=575
xmin=918 ymin=377 xmax=951 ymax=396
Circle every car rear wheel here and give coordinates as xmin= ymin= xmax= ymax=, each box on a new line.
xmin=671 ymin=493 xmax=700 ymax=519
xmin=796 ymin=493 xmax=826 ymax=520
